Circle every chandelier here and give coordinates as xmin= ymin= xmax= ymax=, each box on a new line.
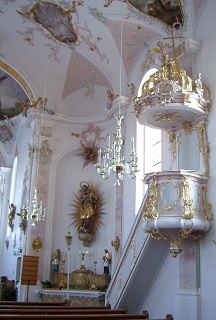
xmin=27 ymin=187 xmax=46 ymax=226
xmin=95 ymin=1 xmax=139 ymax=186
xmin=95 ymin=115 xmax=139 ymax=186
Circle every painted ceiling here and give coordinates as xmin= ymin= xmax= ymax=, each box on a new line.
xmin=0 ymin=0 xmax=188 ymax=124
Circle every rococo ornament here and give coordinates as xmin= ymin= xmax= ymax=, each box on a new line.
xmin=70 ymin=181 xmax=107 ymax=246
xmin=32 ymin=237 xmax=43 ymax=252
xmin=71 ymin=124 xmax=105 ymax=168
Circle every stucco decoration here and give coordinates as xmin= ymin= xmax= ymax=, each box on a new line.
xmin=71 ymin=124 xmax=105 ymax=168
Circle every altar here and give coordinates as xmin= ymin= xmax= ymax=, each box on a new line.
xmin=36 ymin=289 xmax=106 ymax=307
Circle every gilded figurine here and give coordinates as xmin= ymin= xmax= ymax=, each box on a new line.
xmin=8 ymin=203 xmax=16 ymax=231
xmin=103 ymin=249 xmax=111 ymax=274
xmin=52 ymin=249 xmax=61 ymax=272
xmin=70 ymin=181 xmax=106 ymax=245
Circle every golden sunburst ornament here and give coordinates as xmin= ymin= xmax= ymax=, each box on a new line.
xmin=78 ymin=142 xmax=97 ymax=168
xmin=70 ymin=181 xmax=106 ymax=246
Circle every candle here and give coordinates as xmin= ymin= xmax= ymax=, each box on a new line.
xmin=107 ymin=134 xmax=110 ymax=148
xmin=62 ymin=251 xmax=65 ymax=261
xmin=131 ymin=137 xmax=134 ymax=150
xmin=98 ymin=148 xmax=102 ymax=162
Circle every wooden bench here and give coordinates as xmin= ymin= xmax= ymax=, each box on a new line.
xmin=0 ymin=308 xmax=127 ymax=315
xmin=0 ymin=314 xmax=173 ymax=319
xmin=0 ymin=302 xmax=69 ymax=306
xmin=0 ymin=313 xmax=148 ymax=319
xmin=0 ymin=305 xmax=112 ymax=310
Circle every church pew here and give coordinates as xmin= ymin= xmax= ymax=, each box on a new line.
xmin=0 ymin=313 xmax=173 ymax=319
xmin=0 ymin=305 xmax=112 ymax=309
xmin=0 ymin=308 xmax=127 ymax=315
xmin=0 ymin=302 xmax=68 ymax=306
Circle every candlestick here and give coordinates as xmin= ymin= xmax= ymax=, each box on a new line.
xmin=90 ymin=261 xmax=97 ymax=290
xmin=79 ymin=249 xmax=88 ymax=270
xmin=59 ymin=258 xmax=65 ymax=289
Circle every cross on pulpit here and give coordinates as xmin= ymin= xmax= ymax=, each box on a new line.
xmin=163 ymin=25 xmax=183 ymax=64
xmin=79 ymin=249 xmax=88 ymax=270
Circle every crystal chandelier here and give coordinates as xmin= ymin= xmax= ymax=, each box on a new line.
xmin=95 ymin=1 xmax=139 ymax=187
xmin=23 ymin=98 xmax=47 ymax=227
xmin=95 ymin=115 xmax=139 ymax=187
xmin=27 ymin=187 xmax=46 ymax=226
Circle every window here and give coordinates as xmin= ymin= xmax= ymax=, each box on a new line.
xmin=135 ymin=69 xmax=162 ymax=212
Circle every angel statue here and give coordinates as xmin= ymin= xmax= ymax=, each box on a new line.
xmin=8 ymin=203 xmax=16 ymax=231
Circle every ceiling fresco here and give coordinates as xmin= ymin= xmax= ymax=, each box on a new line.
xmin=0 ymin=69 xmax=29 ymax=120
xmin=127 ymin=0 xmax=184 ymax=26
xmin=30 ymin=2 xmax=78 ymax=44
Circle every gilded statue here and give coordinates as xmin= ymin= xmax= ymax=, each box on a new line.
xmin=79 ymin=182 xmax=97 ymax=233
xmin=103 ymin=249 xmax=111 ymax=275
xmin=70 ymin=181 xmax=106 ymax=245
xmin=8 ymin=203 xmax=16 ymax=231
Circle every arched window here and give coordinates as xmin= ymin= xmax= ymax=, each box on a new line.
xmin=135 ymin=68 xmax=162 ymax=212
xmin=10 ymin=156 xmax=18 ymax=205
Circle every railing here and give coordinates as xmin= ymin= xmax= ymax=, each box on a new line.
xmin=105 ymin=192 xmax=149 ymax=308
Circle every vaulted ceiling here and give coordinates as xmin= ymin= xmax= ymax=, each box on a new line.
xmin=0 ymin=0 xmax=198 ymax=123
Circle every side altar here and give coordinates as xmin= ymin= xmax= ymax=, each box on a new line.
xmin=36 ymin=269 xmax=110 ymax=306
xmin=36 ymin=288 xmax=106 ymax=307
xmin=38 ymin=235 xmax=111 ymax=306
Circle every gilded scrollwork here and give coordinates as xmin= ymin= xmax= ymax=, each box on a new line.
xmin=111 ymin=236 xmax=120 ymax=253
xmin=130 ymin=236 xmax=137 ymax=270
xmin=197 ymin=122 xmax=210 ymax=176
xmin=169 ymin=132 xmax=177 ymax=162
xmin=182 ymin=177 xmax=193 ymax=219
xmin=32 ymin=237 xmax=43 ymax=252
xmin=151 ymin=229 xmax=182 ymax=258
xmin=183 ymin=121 xmax=193 ymax=135
xmin=143 ymin=178 xmax=158 ymax=220
xmin=202 ymin=186 xmax=214 ymax=221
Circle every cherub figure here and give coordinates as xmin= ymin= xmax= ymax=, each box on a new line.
xmin=157 ymin=41 xmax=170 ymax=65
xmin=195 ymin=73 xmax=204 ymax=100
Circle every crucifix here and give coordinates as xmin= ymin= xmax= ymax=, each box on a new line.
xmin=79 ymin=249 xmax=88 ymax=270
xmin=163 ymin=26 xmax=183 ymax=64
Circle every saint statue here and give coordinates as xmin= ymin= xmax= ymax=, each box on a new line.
xmin=51 ymin=249 xmax=61 ymax=272
xmin=103 ymin=249 xmax=111 ymax=275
